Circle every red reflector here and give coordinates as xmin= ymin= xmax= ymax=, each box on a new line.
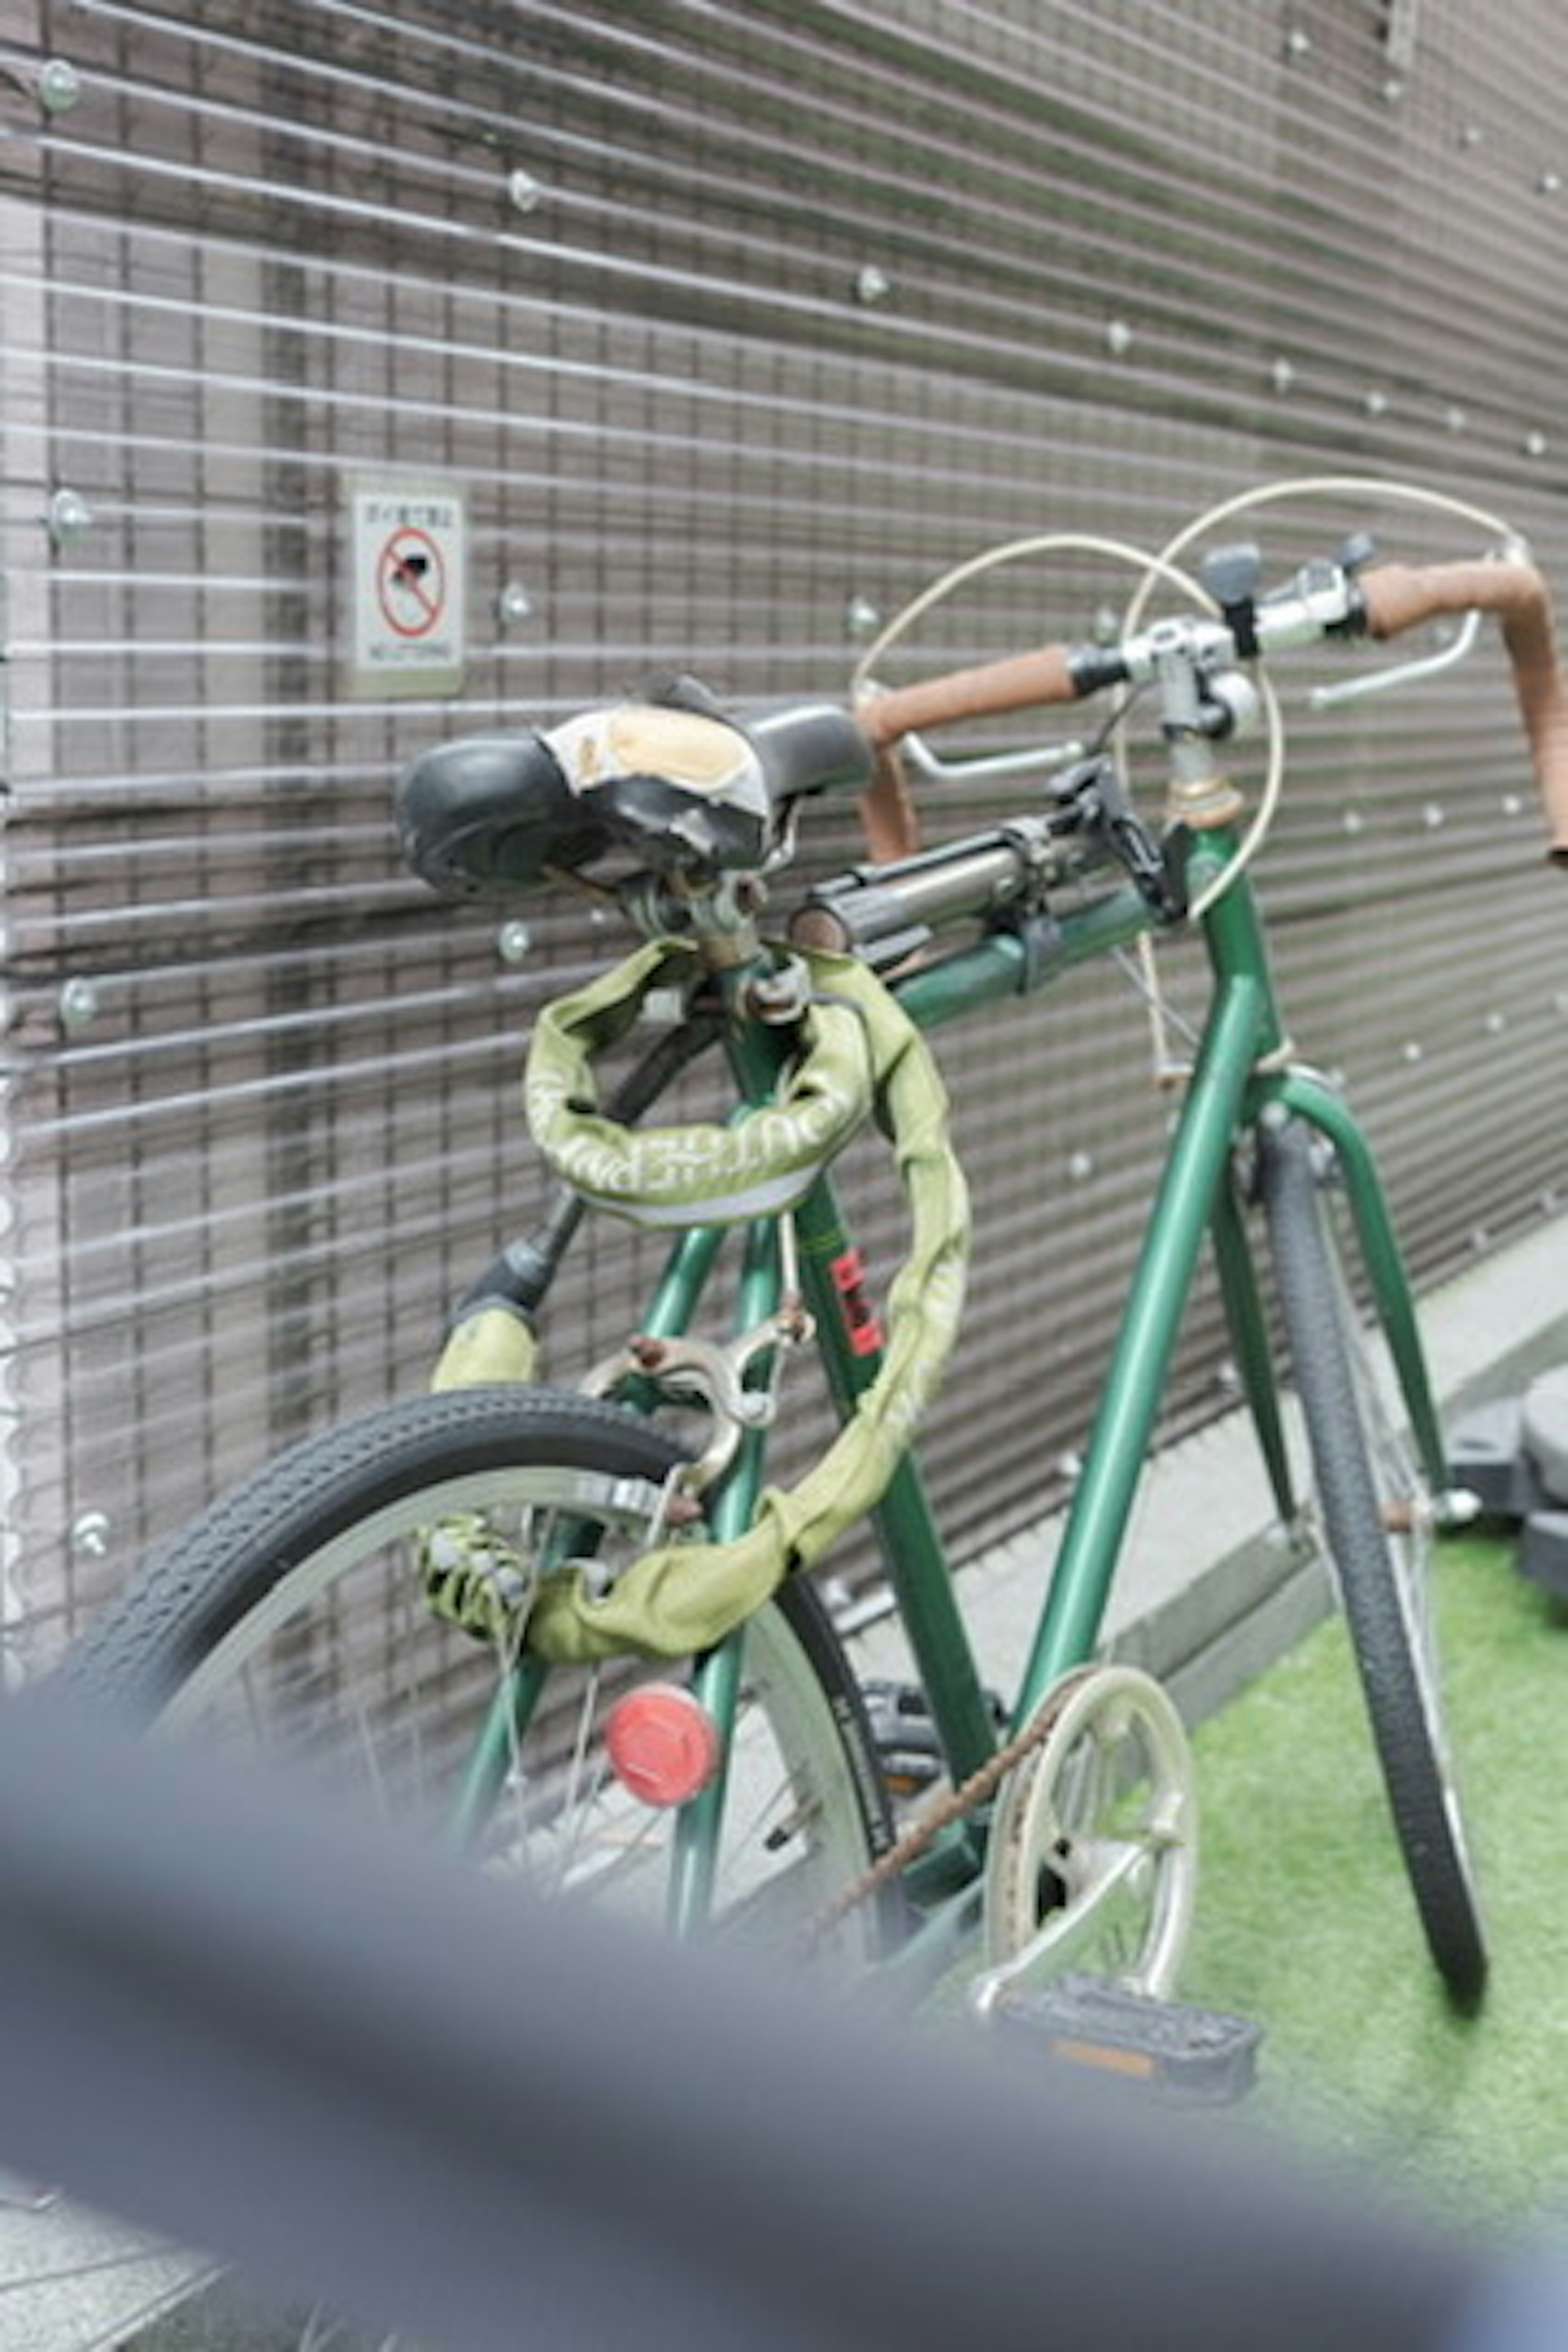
xmin=604 ymin=1683 xmax=721 ymax=1808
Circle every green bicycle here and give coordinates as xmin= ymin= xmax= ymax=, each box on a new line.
xmin=61 ymin=480 xmax=1568 ymax=2030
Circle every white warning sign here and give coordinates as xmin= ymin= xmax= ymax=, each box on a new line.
xmin=347 ymin=479 xmax=467 ymax=697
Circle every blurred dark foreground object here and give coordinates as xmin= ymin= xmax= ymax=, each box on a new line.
xmin=0 ymin=1688 xmax=1548 ymax=2352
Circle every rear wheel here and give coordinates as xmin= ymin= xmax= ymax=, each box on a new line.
xmin=60 ymin=1385 xmax=897 ymax=1967
xmin=1261 ymin=1118 xmax=1486 ymax=2011
xmin=49 ymin=1385 xmax=898 ymax=2347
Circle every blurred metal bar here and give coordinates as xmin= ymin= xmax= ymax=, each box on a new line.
xmin=0 ymin=1691 xmax=1490 ymax=2352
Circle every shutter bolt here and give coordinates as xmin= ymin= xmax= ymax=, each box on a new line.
xmin=508 ymin=169 xmax=543 ymax=212
xmin=70 ymin=1510 xmax=111 ymax=1559
xmin=854 ymin=265 xmax=891 ymax=305
xmin=497 ymin=921 xmax=532 ymax=966
xmin=58 ymin=978 xmax=99 ymax=1031
xmin=495 ymin=581 xmax=534 ymax=626
xmin=46 ymin=488 xmax=93 ymax=547
xmin=36 ymin=59 xmax=81 ymax=114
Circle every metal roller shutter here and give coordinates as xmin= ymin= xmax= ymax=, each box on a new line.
xmin=1 ymin=0 xmax=1564 ymax=1657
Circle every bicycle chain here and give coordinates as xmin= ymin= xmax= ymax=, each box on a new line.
xmin=804 ymin=1664 xmax=1098 ymax=1948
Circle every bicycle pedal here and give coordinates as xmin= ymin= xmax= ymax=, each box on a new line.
xmin=863 ymin=1677 xmax=1006 ymax=1799
xmin=980 ymin=1972 xmax=1261 ymax=2106
xmin=863 ymin=1679 xmax=944 ymax=1795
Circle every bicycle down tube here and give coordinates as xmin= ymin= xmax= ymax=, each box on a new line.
xmin=881 ymin=826 xmax=1275 ymax=1734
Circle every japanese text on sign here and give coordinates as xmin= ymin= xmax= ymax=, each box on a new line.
xmin=347 ymin=480 xmax=467 ymax=697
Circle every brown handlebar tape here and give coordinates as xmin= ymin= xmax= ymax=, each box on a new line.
xmin=1361 ymin=558 xmax=1568 ymax=864
xmin=853 ymin=558 xmax=1568 ymax=866
xmin=855 ymin=643 xmax=1080 ymax=752
xmin=857 ymin=742 xmax=922 ymax=865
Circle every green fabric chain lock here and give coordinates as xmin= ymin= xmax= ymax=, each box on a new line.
xmin=425 ymin=940 xmax=970 ymax=1663
xmin=523 ymin=937 xmax=876 ymax=1226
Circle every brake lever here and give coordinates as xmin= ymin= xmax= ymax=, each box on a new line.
xmin=899 ymin=726 xmax=1090 ymax=787
xmin=1308 ymin=605 xmax=1483 ymax=710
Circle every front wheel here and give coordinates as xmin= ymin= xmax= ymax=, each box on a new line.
xmin=57 ymin=1385 xmax=898 ymax=1971
xmin=1261 ymin=1118 xmax=1486 ymax=2011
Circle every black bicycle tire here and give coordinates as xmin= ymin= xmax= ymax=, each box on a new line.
xmin=57 ymin=1383 xmax=898 ymax=1943
xmin=1261 ymin=1118 xmax=1487 ymax=2012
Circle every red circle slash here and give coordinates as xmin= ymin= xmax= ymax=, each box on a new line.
xmin=377 ymin=526 xmax=446 ymax=639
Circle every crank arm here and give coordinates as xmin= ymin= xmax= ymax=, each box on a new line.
xmin=969 ymin=1837 xmax=1157 ymax=2020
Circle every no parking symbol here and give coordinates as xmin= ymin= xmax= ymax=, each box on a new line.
xmin=347 ymin=479 xmax=467 ymax=697
xmin=378 ymin=525 xmax=446 ymax=639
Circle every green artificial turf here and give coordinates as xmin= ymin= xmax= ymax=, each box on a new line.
xmin=1183 ymin=1532 xmax=1568 ymax=2241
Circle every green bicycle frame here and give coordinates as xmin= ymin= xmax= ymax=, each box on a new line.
xmin=457 ymin=818 xmax=1446 ymax=1954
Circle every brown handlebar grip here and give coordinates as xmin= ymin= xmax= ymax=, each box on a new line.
xmin=857 ymin=742 xmax=921 ymax=864
xmin=855 ymin=642 xmax=1080 ymax=751
xmin=1360 ymin=558 xmax=1568 ymax=864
